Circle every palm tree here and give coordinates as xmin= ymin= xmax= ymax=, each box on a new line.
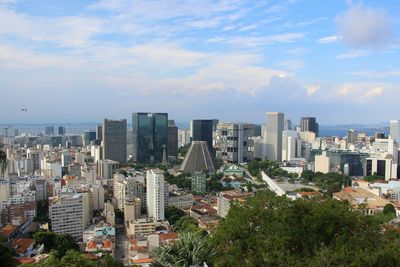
xmin=150 ymin=231 xmax=217 ymax=267
xmin=0 ymin=150 xmax=6 ymax=178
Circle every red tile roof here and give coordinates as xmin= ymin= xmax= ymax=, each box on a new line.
xmin=343 ymin=186 xmax=356 ymax=193
xmin=0 ymin=224 xmax=18 ymax=238
xmin=159 ymin=233 xmax=177 ymax=241
xmin=18 ymin=258 xmax=35 ymax=264
xmin=131 ymin=258 xmax=154 ymax=264
xmin=87 ymin=241 xmax=97 ymax=249
xmin=102 ymin=240 xmax=112 ymax=249
xmin=12 ymin=238 xmax=34 ymax=254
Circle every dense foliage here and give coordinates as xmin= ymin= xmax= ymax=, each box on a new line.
xmin=164 ymin=171 xmax=191 ymax=190
xmin=34 ymin=200 xmax=49 ymax=223
xmin=173 ymin=216 xmax=199 ymax=233
xmin=33 ymin=231 xmax=79 ymax=258
xmin=151 ymin=232 xmax=217 ymax=267
xmin=25 ymin=250 xmax=123 ymax=267
xmin=210 ymin=191 xmax=400 ymax=266
xmin=206 ymin=173 xmax=224 ymax=192
xmin=247 ymin=160 xmax=298 ymax=179
xmin=0 ymin=149 xmax=6 ymax=177
xmin=0 ymin=237 xmax=17 ymax=267
xmin=301 ymin=170 xmax=351 ymax=195
xmin=165 ymin=206 xmax=185 ymax=225
xmin=364 ymin=174 xmax=385 ymax=182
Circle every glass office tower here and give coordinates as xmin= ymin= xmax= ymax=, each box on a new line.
xmin=132 ymin=113 xmax=168 ymax=163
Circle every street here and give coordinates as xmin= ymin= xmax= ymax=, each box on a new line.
xmin=114 ymin=224 xmax=130 ymax=266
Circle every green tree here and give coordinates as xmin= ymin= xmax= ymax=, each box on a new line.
xmin=165 ymin=206 xmax=185 ymax=225
xmin=211 ymin=191 xmax=400 ymax=266
xmin=383 ymin=203 xmax=396 ymax=215
xmin=301 ymin=170 xmax=315 ymax=182
xmin=151 ymin=232 xmax=217 ymax=267
xmin=364 ymin=174 xmax=385 ymax=182
xmin=33 ymin=231 xmax=57 ymax=252
xmin=33 ymin=231 xmax=79 ymax=258
xmin=0 ymin=241 xmax=17 ymax=267
xmin=34 ymin=200 xmax=49 ymax=222
xmin=0 ymin=150 xmax=6 ymax=177
xmin=174 ymin=216 xmax=198 ymax=233
xmin=59 ymin=250 xmax=95 ymax=267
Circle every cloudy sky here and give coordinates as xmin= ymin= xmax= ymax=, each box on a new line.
xmin=0 ymin=0 xmax=399 ymax=125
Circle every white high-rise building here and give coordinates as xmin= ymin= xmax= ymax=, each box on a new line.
xmin=49 ymin=194 xmax=84 ymax=239
xmin=265 ymin=112 xmax=284 ymax=162
xmin=146 ymin=169 xmax=165 ymax=221
xmin=113 ymin=173 xmax=145 ymax=211
xmin=390 ymin=120 xmax=400 ymax=143
xmin=282 ymin=130 xmax=301 ymax=162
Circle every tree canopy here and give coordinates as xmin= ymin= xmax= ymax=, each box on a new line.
xmin=33 ymin=231 xmax=79 ymax=258
xmin=165 ymin=206 xmax=185 ymax=225
xmin=211 ymin=191 xmax=400 ymax=266
xmin=25 ymin=250 xmax=123 ymax=267
xmin=151 ymin=232 xmax=217 ymax=267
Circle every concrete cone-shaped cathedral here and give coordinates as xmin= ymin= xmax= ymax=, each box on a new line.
xmin=179 ymin=141 xmax=217 ymax=173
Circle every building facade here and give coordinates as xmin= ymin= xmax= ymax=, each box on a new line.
xmin=265 ymin=112 xmax=284 ymax=162
xmin=102 ymin=119 xmax=127 ymax=164
xmin=146 ymin=170 xmax=165 ymax=221
xmin=300 ymin=117 xmax=319 ymax=136
xmin=215 ymin=123 xmax=254 ymax=163
xmin=132 ymin=113 xmax=168 ymax=164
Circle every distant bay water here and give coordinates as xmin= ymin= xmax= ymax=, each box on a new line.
xmin=0 ymin=123 xmax=390 ymax=137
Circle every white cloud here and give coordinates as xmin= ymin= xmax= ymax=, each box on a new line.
xmin=337 ymin=82 xmax=386 ymax=102
xmin=336 ymin=50 xmax=369 ymax=60
xmin=306 ymin=84 xmax=320 ymax=96
xmin=0 ymin=6 xmax=103 ymax=47
xmin=336 ymin=5 xmax=394 ymax=48
xmin=317 ymin=35 xmax=340 ymax=44
xmin=208 ymin=33 xmax=305 ymax=47
xmin=361 ymin=86 xmax=384 ymax=100
xmin=347 ymin=70 xmax=400 ymax=78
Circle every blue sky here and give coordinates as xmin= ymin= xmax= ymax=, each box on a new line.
xmin=0 ymin=0 xmax=399 ymax=125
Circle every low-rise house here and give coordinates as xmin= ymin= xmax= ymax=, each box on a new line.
xmin=223 ymin=165 xmax=245 ymax=178
xmin=168 ymin=191 xmax=193 ymax=210
xmin=11 ymin=238 xmax=35 ymax=258
xmin=127 ymin=218 xmax=156 ymax=236
xmin=333 ymin=187 xmax=392 ymax=215
xmin=0 ymin=224 xmax=19 ymax=241
xmin=85 ymin=238 xmax=114 ymax=257
xmin=217 ymin=190 xmax=254 ymax=218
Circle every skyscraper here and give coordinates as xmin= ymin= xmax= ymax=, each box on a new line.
xmin=300 ymin=117 xmax=319 ymax=136
xmin=167 ymin=120 xmax=178 ymax=159
xmin=282 ymin=130 xmax=301 ymax=162
xmin=102 ymin=119 xmax=127 ymax=164
xmin=83 ymin=130 xmax=96 ymax=146
xmin=132 ymin=113 xmax=168 ymax=164
xmin=390 ymin=120 xmax=400 ymax=143
xmin=45 ymin=126 xmax=54 ymax=135
xmin=191 ymin=119 xmax=214 ymax=149
xmin=347 ymin=129 xmax=357 ymax=144
xmin=284 ymin=119 xmax=292 ymax=131
xmin=96 ymin=125 xmax=103 ymax=142
xmin=146 ymin=169 xmax=165 ymax=221
xmin=58 ymin=126 xmax=65 ymax=135
xmin=265 ymin=112 xmax=284 ymax=162
xmin=215 ymin=122 xmax=255 ymax=163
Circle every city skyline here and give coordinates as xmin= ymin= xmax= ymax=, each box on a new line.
xmin=1 ymin=0 xmax=400 ymax=124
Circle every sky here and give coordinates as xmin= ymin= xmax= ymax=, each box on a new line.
xmin=0 ymin=0 xmax=399 ymax=125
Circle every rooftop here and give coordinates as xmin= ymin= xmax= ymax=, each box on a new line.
xmin=0 ymin=224 xmax=19 ymax=238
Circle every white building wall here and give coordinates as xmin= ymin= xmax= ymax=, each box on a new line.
xmin=146 ymin=170 xmax=165 ymax=221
